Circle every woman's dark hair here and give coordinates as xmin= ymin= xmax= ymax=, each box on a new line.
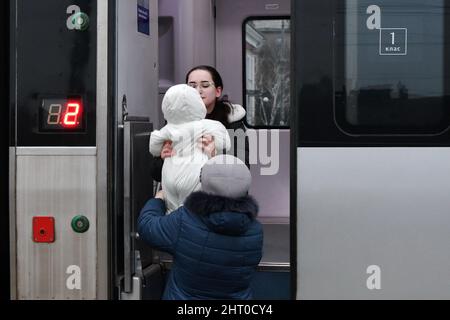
xmin=185 ymin=65 xmax=231 ymax=126
xmin=185 ymin=65 xmax=224 ymax=90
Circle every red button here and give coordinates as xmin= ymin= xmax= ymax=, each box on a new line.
xmin=33 ymin=217 xmax=55 ymax=243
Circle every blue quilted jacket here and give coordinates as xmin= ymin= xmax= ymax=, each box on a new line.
xmin=137 ymin=191 xmax=263 ymax=300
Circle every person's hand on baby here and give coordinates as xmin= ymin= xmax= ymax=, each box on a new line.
xmin=198 ymin=135 xmax=216 ymax=158
xmin=161 ymin=136 xmax=216 ymax=159
xmin=160 ymin=140 xmax=175 ymax=159
xmin=155 ymin=190 xmax=165 ymax=200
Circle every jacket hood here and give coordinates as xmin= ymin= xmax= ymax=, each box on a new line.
xmin=162 ymin=84 xmax=207 ymax=124
xmin=228 ymin=104 xmax=246 ymax=123
xmin=184 ymin=191 xmax=258 ymax=236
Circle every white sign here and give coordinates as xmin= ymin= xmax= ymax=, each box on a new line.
xmin=379 ymin=28 xmax=408 ymax=55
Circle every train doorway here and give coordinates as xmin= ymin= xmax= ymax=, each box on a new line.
xmin=8 ymin=0 xmax=293 ymax=300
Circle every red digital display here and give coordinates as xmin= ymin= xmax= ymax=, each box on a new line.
xmin=39 ymin=98 xmax=85 ymax=132
xmin=63 ymin=102 xmax=81 ymax=127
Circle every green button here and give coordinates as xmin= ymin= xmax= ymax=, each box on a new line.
xmin=71 ymin=215 xmax=90 ymax=233
xmin=71 ymin=12 xmax=90 ymax=31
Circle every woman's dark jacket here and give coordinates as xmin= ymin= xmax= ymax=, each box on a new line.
xmin=137 ymin=191 xmax=263 ymax=300
xmin=150 ymin=102 xmax=250 ymax=182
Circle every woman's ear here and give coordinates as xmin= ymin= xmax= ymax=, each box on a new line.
xmin=215 ymin=86 xmax=223 ymax=98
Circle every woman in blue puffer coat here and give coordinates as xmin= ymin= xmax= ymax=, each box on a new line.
xmin=138 ymin=155 xmax=263 ymax=300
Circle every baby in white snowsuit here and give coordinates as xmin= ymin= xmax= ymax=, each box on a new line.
xmin=149 ymin=84 xmax=231 ymax=213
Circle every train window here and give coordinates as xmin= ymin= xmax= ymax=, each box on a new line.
xmin=335 ymin=0 xmax=450 ymax=135
xmin=244 ymin=17 xmax=290 ymax=128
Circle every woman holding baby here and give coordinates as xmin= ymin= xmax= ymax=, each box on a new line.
xmin=150 ymin=65 xmax=250 ymax=183
xmin=140 ymin=67 xmax=261 ymax=300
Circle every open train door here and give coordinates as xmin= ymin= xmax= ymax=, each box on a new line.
xmin=112 ymin=0 xmax=163 ymax=300
xmin=114 ymin=116 xmax=164 ymax=300
xmin=9 ymin=0 xmax=110 ymax=299
xmin=8 ymin=0 xmax=161 ymax=300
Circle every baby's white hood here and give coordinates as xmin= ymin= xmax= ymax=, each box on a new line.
xmin=162 ymin=84 xmax=207 ymax=124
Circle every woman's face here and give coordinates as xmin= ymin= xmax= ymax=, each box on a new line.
xmin=187 ymin=69 xmax=222 ymax=114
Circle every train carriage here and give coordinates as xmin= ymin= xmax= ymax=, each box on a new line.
xmin=2 ymin=0 xmax=450 ymax=300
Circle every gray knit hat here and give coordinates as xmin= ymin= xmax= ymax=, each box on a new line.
xmin=200 ymin=155 xmax=251 ymax=198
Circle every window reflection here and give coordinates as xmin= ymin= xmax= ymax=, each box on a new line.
xmin=335 ymin=0 xmax=450 ymax=134
xmin=245 ymin=19 xmax=290 ymax=127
